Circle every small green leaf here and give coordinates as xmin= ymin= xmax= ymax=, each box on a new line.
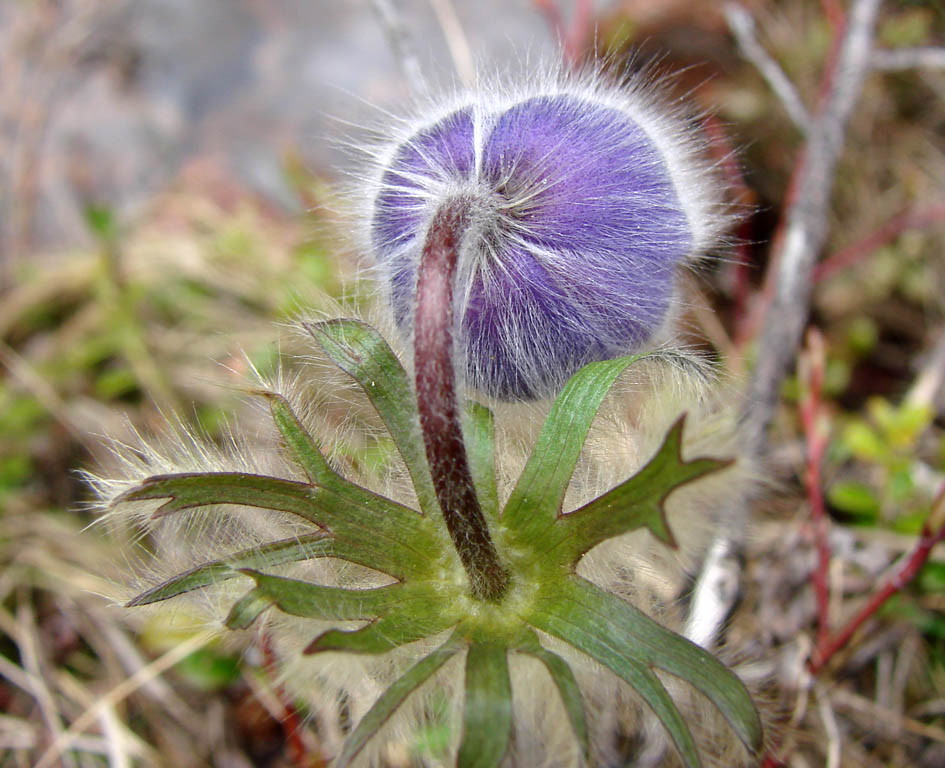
xmin=335 ymin=633 xmax=463 ymax=768
xmin=306 ymin=319 xmax=440 ymax=518
xmin=464 ymin=401 xmax=499 ymax=522
xmin=842 ymin=420 xmax=887 ymax=462
xmin=127 ymin=533 xmax=332 ymax=606
xmin=458 ymin=642 xmax=513 ymax=768
xmin=503 ymin=354 xmax=648 ymax=542
xmin=525 ymin=577 xmax=762 ymax=761
xmin=516 ymin=632 xmax=590 ymax=763
xmin=827 ymin=480 xmax=880 ymax=520
xmin=550 ymin=416 xmax=731 ymax=565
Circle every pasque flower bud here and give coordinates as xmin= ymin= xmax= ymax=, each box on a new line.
xmin=369 ymin=70 xmax=723 ymax=399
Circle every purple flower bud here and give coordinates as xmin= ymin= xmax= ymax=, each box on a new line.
xmin=369 ymin=75 xmax=723 ymax=399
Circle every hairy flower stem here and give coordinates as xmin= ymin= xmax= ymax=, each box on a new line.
xmin=414 ymin=198 xmax=509 ymax=602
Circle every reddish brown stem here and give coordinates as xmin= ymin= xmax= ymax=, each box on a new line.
xmin=813 ymin=199 xmax=945 ymax=282
xmin=566 ymin=0 xmax=594 ymax=65
xmin=702 ymin=116 xmax=756 ymax=345
xmin=820 ymin=0 xmax=846 ymax=34
xmin=800 ymin=330 xmax=832 ymax=649
xmin=810 ymin=508 xmax=945 ymax=675
xmin=532 ymin=0 xmax=566 ymax=48
xmin=532 ymin=0 xmax=592 ymax=68
xmin=260 ymin=633 xmax=319 ymax=768
xmin=415 ymin=199 xmax=509 ymax=602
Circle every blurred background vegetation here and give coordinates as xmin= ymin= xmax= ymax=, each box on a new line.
xmin=1 ymin=1 xmax=944 ymax=766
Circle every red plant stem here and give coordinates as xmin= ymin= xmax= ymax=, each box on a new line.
xmin=566 ymin=0 xmax=594 ymax=65
xmin=532 ymin=0 xmax=592 ymax=67
xmin=415 ymin=198 xmax=509 ymax=602
xmin=810 ymin=509 xmax=945 ymax=675
xmin=800 ymin=329 xmax=832 ymax=648
xmin=820 ymin=0 xmax=846 ymax=35
xmin=532 ymin=0 xmax=566 ymax=50
xmin=743 ymin=6 xmax=850 ymax=349
xmin=260 ymin=632 xmax=315 ymax=768
xmin=702 ymin=115 xmax=756 ymax=344
xmin=813 ymin=199 xmax=945 ymax=282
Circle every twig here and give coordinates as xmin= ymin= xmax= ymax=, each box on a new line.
xmin=701 ymin=115 xmax=755 ymax=347
xmin=742 ymin=0 xmax=881 ymax=455
xmin=689 ymin=0 xmax=883 ymax=652
xmin=368 ymin=0 xmax=428 ymax=96
xmin=724 ymin=4 xmax=812 ymax=133
xmin=813 ymin=199 xmax=945 ymax=282
xmin=830 ymin=686 xmax=945 ymax=743
xmin=905 ymin=325 xmax=945 ymax=413
xmin=799 ymin=329 xmax=832 ymax=649
xmin=34 ymin=630 xmax=215 ymax=768
xmin=873 ymin=47 xmax=945 ymax=71
xmin=428 ymin=0 xmax=476 ymax=89
xmin=820 ymin=0 xmax=846 ymax=33
xmin=809 ymin=484 xmax=945 ymax=674
xmin=816 ymin=684 xmax=842 ymax=768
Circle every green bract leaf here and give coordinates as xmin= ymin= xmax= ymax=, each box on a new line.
xmin=551 ymin=415 xmax=732 ymax=564
xmin=127 ymin=533 xmax=331 ymax=606
xmin=305 ymin=602 xmax=460 ymax=655
xmin=225 ymin=588 xmax=273 ymax=630
xmin=458 ymin=642 xmax=513 ymax=768
xmin=306 ymin=319 xmax=440 ymax=519
xmin=117 ymin=470 xmax=437 ymax=579
xmin=464 ymin=402 xmax=499 ymax=522
xmin=502 ymin=354 xmax=646 ymax=543
xmin=263 ymin=391 xmax=340 ymax=486
xmin=238 ymin=569 xmax=407 ymax=621
xmin=525 ymin=577 xmax=762 ymax=761
xmin=335 ymin=633 xmax=463 ymax=768
xmin=516 ymin=631 xmax=590 ymax=763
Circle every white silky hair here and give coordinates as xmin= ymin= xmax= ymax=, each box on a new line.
xmin=340 ymin=56 xmax=735 ymax=402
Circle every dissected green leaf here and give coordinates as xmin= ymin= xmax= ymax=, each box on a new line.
xmin=225 ymin=588 xmax=273 ymax=630
xmin=525 ymin=577 xmax=762 ymax=760
xmin=458 ymin=642 xmax=513 ymax=768
xmin=619 ymin=660 xmax=702 ymax=768
xmin=516 ymin=632 xmax=589 ymax=763
xmin=239 ymin=569 xmax=409 ymax=621
xmin=335 ymin=633 xmax=463 ymax=768
xmin=502 ymin=354 xmax=646 ymax=543
xmin=306 ymin=319 xmax=440 ymax=519
xmin=117 ymin=471 xmax=437 ymax=578
xmin=305 ymin=604 xmax=460 ymax=655
xmin=264 ymin=391 xmax=339 ymax=486
xmin=127 ymin=533 xmax=332 ymax=606
xmin=551 ymin=416 xmax=731 ymax=564
xmin=119 ymin=472 xmax=320 ymax=521
xmin=464 ymin=401 xmax=499 ymax=522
